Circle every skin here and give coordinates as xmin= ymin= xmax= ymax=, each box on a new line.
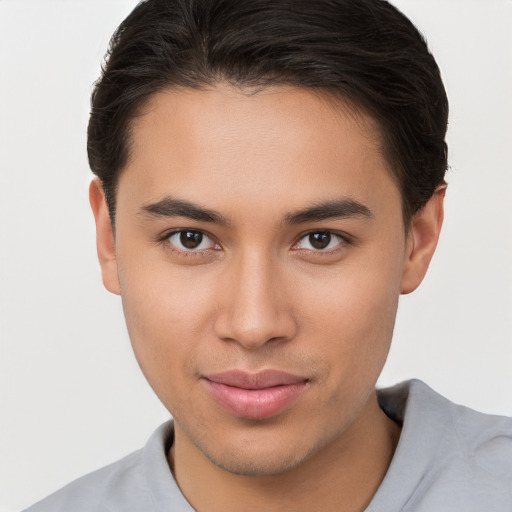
xmin=90 ymin=84 xmax=445 ymax=512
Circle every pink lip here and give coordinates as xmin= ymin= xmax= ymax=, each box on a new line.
xmin=203 ymin=370 xmax=308 ymax=420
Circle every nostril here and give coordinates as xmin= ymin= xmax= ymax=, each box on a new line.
xmin=214 ymin=314 xmax=297 ymax=350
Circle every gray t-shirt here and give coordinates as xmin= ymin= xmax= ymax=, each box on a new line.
xmin=24 ymin=380 xmax=512 ymax=511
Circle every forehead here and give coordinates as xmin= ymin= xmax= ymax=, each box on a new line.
xmin=130 ymin=84 xmax=381 ymax=160
xmin=119 ymin=84 xmax=400 ymax=221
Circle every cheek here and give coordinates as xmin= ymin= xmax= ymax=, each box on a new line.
xmin=117 ymin=259 xmax=217 ymax=406
xmin=297 ymin=255 xmax=402 ymax=383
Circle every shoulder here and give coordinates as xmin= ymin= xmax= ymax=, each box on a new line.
xmin=23 ymin=449 xmax=150 ymax=512
xmin=23 ymin=422 xmax=182 ymax=512
xmin=438 ymin=382 xmax=512 ymax=486
xmin=372 ymin=380 xmax=512 ymax=511
xmin=403 ymin=379 xmax=512 ymax=463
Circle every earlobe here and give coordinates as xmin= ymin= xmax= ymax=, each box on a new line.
xmin=89 ymin=179 xmax=121 ymax=295
xmin=400 ymin=185 xmax=446 ymax=295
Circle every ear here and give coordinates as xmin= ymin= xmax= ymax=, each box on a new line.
xmin=400 ymin=185 xmax=446 ymax=295
xmin=89 ymin=179 xmax=121 ymax=295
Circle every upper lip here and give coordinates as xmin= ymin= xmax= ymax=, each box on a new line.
xmin=204 ymin=370 xmax=308 ymax=390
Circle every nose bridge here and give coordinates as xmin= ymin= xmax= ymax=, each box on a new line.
xmin=214 ymin=246 xmax=295 ymax=349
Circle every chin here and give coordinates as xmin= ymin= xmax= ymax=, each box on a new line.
xmin=203 ymin=445 xmax=307 ymax=477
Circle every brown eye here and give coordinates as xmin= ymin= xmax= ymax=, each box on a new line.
xmin=167 ymin=230 xmax=216 ymax=251
xmin=309 ymin=232 xmax=331 ymax=249
xmin=294 ymin=231 xmax=345 ymax=251
xmin=180 ymin=231 xmax=203 ymax=249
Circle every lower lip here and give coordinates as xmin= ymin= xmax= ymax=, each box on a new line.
xmin=204 ymin=380 xmax=307 ymax=420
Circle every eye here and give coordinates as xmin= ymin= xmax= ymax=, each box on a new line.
xmin=294 ymin=231 xmax=345 ymax=251
xmin=167 ymin=230 xmax=218 ymax=251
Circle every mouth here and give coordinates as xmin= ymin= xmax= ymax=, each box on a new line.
xmin=202 ymin=370 xmax=309 ymax=420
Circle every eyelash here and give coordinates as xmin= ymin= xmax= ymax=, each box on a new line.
xmin=291 ymin=231 xmax=350 ymax=254
xmin=158 ymin=229 xmax=351 ymax=257
xmin=159 ymin=229 xmax=220 ymax=257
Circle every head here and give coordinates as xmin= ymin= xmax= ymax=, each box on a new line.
xmin=88 ymin=0 xmax=448 ymax=227
xmin=88 ymin=0 xmax=448 ymax=476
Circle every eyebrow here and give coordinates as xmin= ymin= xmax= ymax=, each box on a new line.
xmin=140 ymin=197 xmax=230 ymax=225
xmin=140 ymin=196 xmax=372 ymax=226
xmin=283 ymin=198 xmax=373 ymax=224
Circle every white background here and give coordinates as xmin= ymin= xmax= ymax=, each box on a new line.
xmin=1 ymin=1 xmax=511 ymax=510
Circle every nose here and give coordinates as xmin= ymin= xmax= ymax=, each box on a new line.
xmin=213 ymin=250 xmax=297 ymax=350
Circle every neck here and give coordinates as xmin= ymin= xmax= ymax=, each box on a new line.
xmin=169 ymin=391 xmax=400 ymax=512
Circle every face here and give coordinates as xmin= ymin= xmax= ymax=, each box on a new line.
xmin=92 ymin=84 xmax=440 ymax=476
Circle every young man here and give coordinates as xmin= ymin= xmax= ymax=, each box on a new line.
xmin=25 ymin=0 xmax=512 ymax=510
